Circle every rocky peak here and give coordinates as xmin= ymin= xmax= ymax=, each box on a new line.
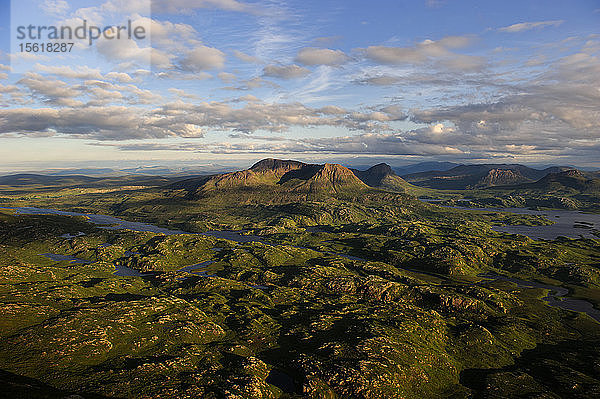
xmin=476 ymin=168 xmax=528 ymax=187
xmin=560 ymin=169 xmax=584 ymax=178
xmin=250 ymin=158 xmax=306 ymax=173
xmin=366 ymin=163 xmax=394 ymax=177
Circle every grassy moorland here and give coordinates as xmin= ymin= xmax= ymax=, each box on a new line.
xmin=0 ymin=159 xmax=599 ymax=398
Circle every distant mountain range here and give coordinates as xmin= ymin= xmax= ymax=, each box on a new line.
xmin=0 ymin=173 xmax=173 ymax=192
xmin=516 ymin=169 xmax=600 ymax=194
xmin=2 ymin=161 xmax=598 ymax=198
xmin=393 ymin=161 xmax=460 ymax=175
xmin=401 ymin=164 xmax=577 ymax=190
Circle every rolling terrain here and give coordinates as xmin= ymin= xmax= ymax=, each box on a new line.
xmin=0 ymin=159 xmax=599 ymax=398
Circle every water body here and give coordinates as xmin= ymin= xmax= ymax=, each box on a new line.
xmin=177 ymin=260 xmax=216 ymax=278
xmin=470 ymin=207 xmax=600 ymax=240
xmin=38 ymin=253 xmax=91 ymax=264
xmin=419 ymin=201 xmax=600 ymax=240
xmin=2 ymin=207 xmax=268 ymax=243
xmin=480 ymin=273 xmax=600 ymax=322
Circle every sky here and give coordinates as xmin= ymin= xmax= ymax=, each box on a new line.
xmin=0 ymin=0 xmax=599 ymax=172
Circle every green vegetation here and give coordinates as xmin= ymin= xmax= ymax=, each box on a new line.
xmin=0 ymin=159 xmax=599 ymax=398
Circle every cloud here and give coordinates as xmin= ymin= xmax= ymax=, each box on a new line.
xmin=295 ymin=48 xmax=350 ymax=66
xmin=17 ymin=73 xmax=83 ymax=107
xmin=218 ymin=72 xmax=237 ymax=83
xmin=0 ymin=100 xmax=407 ymax=140
xmin=359 ymin=36 xmax=481 ymax=70
xmin=40 ymin=0 xmax=70 ymax=16
xmin=0 ymin=106 xmax=205 ymax=140
xmin=233 ymin=50 xmax=262 ymax=64
xmin=180 ymin=46 xmax=226 ymax=71
xmin=356 ymin=75 xmax=402 ymax=86
xmin=223 ymin=77 xmax=279 ymax=91
xmin=168 ymin=88 xmax=200 ymax=100
xmin=313 ymin=36 xmax=343 ymax=46
xmin=134 ymin=16 xmax=199 ymax=51
xmin=95 ymin=33 xmax=173 ymax=69
xmin=263 ymin=64 xmax=311 ymax=79
xmin=237 ymin=94 xmax=261 ymax=102
xmin=150 ymin=0 xmax=257 ymax=14
xmin=96 ymin=0 xmax=257 ymax=14
xmin=498 ymin=20 xmax=564 ymax=33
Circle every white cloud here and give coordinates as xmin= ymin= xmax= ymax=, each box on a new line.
xmin=150 ymin=0 xmax=257 ymax=14
xmin=218 ymin=72 xmax=237 ymax=83
xmin=180 ymin=46 xmax=226 ymax=71
xmin=233 ymin=50 xmax=263 ymax=64
xmin=95 ymin=33 xmax=173 ymax=69
xmin=40 ymin=0 xmax=70 ymax=16
xmin=498 ymin=20 xmax=564 ymax=33
xmin=295 ymin=48 xmax=350 ymax=66
xmin=34 ymin=65 xmax=103 ymax=80
xmin=17 ymin=73 xmax=83 ymax=107
xmin=360 ymin=36 xmax=482 ymax=71
xmin=263 ymin=64 xmax=310 ymax=79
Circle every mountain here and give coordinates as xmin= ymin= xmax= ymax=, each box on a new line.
xmin=394 ymin=161 xmax=460 ymax=175
xmin=526 ymin=169 xmax=600 ymax=193
xmin=280 ymin=163 xmax=368 ymax=193
xmin=203 ymin=158 xmax=306 ymax=189
xmin=173 ymin=159 xmax=369 ymax=198
xmin=403 ymin=164 xmax=569 ymax=190
xmin=474 ymin=168 xmax=530 ymax=188
xmin=351 ymin=163 xmax=413 ymax=193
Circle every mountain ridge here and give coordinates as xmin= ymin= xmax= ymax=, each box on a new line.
xmin=403 ymin=164 xmax=572 ymax=189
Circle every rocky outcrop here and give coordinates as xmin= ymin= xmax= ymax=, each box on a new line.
xmin=474 ymin=168 xmax=530 ymax=188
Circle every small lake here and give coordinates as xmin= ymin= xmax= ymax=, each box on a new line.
xmin=466 ymin=207 xmax=600 ymax=240
xmin=480 ymin=273 xmax=600 ymax=322
xmin=420 ymin=201 xmax=600 ymax=240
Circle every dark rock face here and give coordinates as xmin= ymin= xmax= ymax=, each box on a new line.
xmin=351 ymin=163 xmax=412 ymax=193
xmin=352 ymin=163 xmax=394 ymax=186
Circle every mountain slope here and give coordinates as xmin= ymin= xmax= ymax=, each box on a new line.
xmin=280 ymin=163 xmax=368 ymax=193
xmin=202 ymin=159 xmax=307 ymax=190
xmin=171 ymin=159 xmax=371 ymax=200
xmin=351 ymin=163 xmax=414 ymax=193
xmin=474 ymin=168 xmax=531 ymax=188
xmin=394 ymin=161 xmax=460 ymax=175
xmin=525 ymin=169 xmax=600 ymax=193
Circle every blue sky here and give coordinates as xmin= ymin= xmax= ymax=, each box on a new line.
xmin=0 ymin=0 xmax=599 ymax=172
